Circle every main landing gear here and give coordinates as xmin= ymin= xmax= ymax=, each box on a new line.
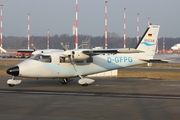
xmin=58 ymin=78 xmax=95 ymax=86
xmin=7 ymin=76 xmax=22 ymax=87
xmin=59 ymin=78 xmax=69 ymax=84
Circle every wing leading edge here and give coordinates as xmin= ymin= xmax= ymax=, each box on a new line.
xmin=82 ymin=48 xmax=143 ymax=55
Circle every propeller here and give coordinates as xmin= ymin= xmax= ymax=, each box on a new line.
xmin=61 ymin=42 xmax=82 ymax=79
xmin=61 ymin=42 xmax=75 ymax=60
xmin=31 ymin=43 xmax=37 ymax=51
xmin=61 ymin=42 xmax=68 ymax=51
xmin=61 ymin=42 xmax=74 ymax=63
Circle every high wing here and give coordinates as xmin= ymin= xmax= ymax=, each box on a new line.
xmin=79 ymin=48 xmax=168 ymax=63
xmin=62 ymin=48 xmax=144 ymax=60
xmin=82 ymin=48 xmax=143 ymax=55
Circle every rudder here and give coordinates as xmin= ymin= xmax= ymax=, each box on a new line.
xmin=135 ymin=25 xmax=160 ymax=56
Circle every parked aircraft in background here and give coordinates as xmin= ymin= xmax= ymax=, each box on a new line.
xmin=171 ymin=43 xmax=180 ymax=51
xmin=6 ymin=25 xmax=167 ymax=87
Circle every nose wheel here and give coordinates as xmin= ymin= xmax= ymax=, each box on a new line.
xmin=7 ymin=76 xmax=22 ymax=87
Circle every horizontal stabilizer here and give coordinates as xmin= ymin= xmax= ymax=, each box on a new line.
xmin=140 ymin=59 xmax=170 ymax=63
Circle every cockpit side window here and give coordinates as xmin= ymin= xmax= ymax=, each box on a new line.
xmin=30 ymin=54 xmax=51 ymax=63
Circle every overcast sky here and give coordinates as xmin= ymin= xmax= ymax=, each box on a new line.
xmin=0 ymin=0 xmax=180 ymax=38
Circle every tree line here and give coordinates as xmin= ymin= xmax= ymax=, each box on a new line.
xmin=2 ymin=34 xmax=180 ymax=50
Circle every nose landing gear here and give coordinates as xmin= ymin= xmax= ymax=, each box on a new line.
xmin=7 ymin=76 xmax=22 ymax=87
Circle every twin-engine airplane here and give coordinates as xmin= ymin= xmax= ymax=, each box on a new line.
xmin=6 ymin=25 xmax=165 ymax=87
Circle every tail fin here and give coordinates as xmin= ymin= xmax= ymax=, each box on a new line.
xmin=135 ymin=25 xmax=160 ymax=56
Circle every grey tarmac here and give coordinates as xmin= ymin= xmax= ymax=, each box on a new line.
xmin=0 ymin=76 xmax=180 ymax=120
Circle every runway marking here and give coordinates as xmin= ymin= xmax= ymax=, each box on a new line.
xmin=0 ymin=90 xmax=17 ymax=93
xmin=0 ymin=88 xmax=180 ymax=100
xmin=24 ymin=91 xmax=95 ymax=96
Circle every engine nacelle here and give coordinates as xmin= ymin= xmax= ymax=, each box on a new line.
xmin=72 ymin=50 xmax=89 ymax=60
xmin=63 ymin=50 xmax=89 ymax=60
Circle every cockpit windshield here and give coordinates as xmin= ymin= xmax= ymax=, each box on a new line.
xmin=30 ymin=54 xmax=51 ymax=63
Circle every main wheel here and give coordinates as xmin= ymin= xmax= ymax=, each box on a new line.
xmin=59 ymin=78 xmax=68 ymax=84
xmin=8 ymin=84 xmax=15 ymax=87
xmin=81 ymin=84 xmax=88 ymax=86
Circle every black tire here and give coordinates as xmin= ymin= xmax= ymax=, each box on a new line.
xmin=60 ymin=78 xmax=68 ymax=84
xmin=8 ymin=84 xmax=15 ymax=87
xmin=81 ymin=84 xmax=88 ymax=86
xmin=61 ymin=82 xmax=68 ymax=84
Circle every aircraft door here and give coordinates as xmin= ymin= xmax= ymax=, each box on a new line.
xmin=52 ymin=56 xmax=74 ymax=77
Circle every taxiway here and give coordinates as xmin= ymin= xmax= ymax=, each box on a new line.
xmin=1 ymin=53 xmax=180 ymax=119
xmin=0 ymin=76 xmax=180 ymax=120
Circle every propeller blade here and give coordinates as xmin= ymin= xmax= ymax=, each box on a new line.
xmin=31 ymin=43 xmax=37 ymax=51
xmin=61 ymin=42 xmax=68 ymax=51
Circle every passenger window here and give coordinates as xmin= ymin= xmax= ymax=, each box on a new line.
xmin=60 ymin=57 xmax=65 ymax=63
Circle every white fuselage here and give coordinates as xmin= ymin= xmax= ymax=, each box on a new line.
xmin=17 ymin=53 xmax=146 ymax=78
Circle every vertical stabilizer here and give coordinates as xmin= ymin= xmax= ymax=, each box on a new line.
xmin=135 ymin=25 xmax=160 ymax=56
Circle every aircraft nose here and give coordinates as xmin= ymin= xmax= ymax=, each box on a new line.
xmin=6 ymin=66 xmax=19 ymax=76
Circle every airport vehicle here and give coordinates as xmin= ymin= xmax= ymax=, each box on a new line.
xmin=6 ymin=25 xmax=165 ymax=87
xmin=171 ymin=43 xmax=180 ymax=51
xmin=0 ymin=47 xmax=34 ymax=58
xmin=15 ymin=49 xmax=34 ymax=58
